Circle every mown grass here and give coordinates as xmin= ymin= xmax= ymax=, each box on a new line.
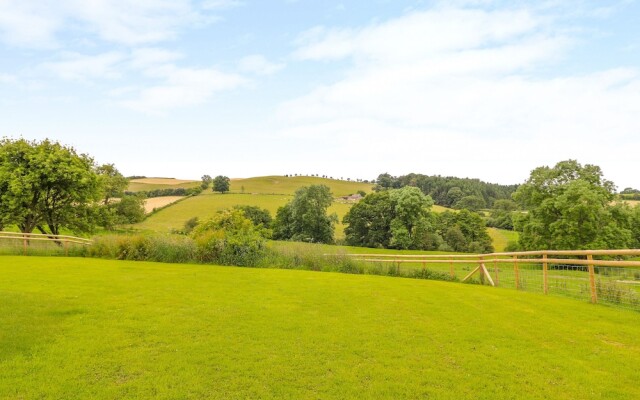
xmin=487 ymin=228 xmax=519 ymax=252
xmin=1 ymin=256 xmax=639 ymax=399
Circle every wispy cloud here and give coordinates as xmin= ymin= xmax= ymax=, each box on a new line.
xmin=0 ymin=0 xmax=209 ymax=48
xmin=281 ymin=5 xmax=640 ymax=183
xmin=238 ymin=55 xmax=285 ymax=75
xmin=119 ymin=65 xmax=246 ymax=114
xmin=41 ymin=51 xmax=126 ymax=81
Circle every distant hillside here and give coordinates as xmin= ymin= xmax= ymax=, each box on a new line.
xmin=133 ymin=176 xmax=377 ymax=238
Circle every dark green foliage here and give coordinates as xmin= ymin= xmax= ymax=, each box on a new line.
xmin=213 ymin=175 xmax=230 ymax=194
xmin=114 ymin=195 xmax=146 ymax=224
xmin=343 ymin=191 xmax=395 ymax=248
xmin=183 ymin=217 xmax=200 ymax=234
xmin=233 ymin=205 xmax=272 ymax=228
xmin=201 ymin=174 xmax=213 ymax=190
xmin=127 ymin=186 xmax=203 ymax=198
xmin=0 ymin=138 xmax=101 ymax=235
xmin=344 ymin=188 xmax=491 ymax=252
xmin=374 ymin=172 xmax=517 ymax=208
xmin=487 ymin=199 xmax=518 ymax=230
xmin=513 ymin=160 xmax=634 ymax=250
xmin=439 ymin=210 xmax=494 ymax=253
xmin=453 ymin=195 xmax=486 ymax=211
xmin=272 ymin=185 xmax=337 ymax=244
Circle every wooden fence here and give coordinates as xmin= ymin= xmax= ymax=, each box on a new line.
xmin=0 ymin=231 xmax=92 ymax=256
xmin=343 ymin=250 xmax=640 ymax=308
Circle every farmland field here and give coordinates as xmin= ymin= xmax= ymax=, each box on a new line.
xmin=1 ymin=256 xmax=639 ymax=399
xmin=132 ymin=176 xmax=451 ymax=239
xmin=143 ymin=196 xmax=184 ymax=213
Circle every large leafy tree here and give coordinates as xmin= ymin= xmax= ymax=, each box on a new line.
xmin=213 ymin=175 xmax=230 ymax=194
xmin=0 ymin=138 xmax=101 ymax=235
xmin=344 ymin=187 xmax=440 ymax=250
xmin=273 ymin=184 xmax=337 ymax=243
xmin=513 ymin=160 xmax=632 ymax=250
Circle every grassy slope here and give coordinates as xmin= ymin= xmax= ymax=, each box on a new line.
xmin=487 ymin=228 xmax=519 ymax=252
xmin=1 ymin=256 xmax=639 ymax=399
xmin=133 ymin=176 xmax=375 ymax=237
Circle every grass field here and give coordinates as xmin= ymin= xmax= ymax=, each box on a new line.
xmin=1 ymin=256 xmax=639 ymax=399
xmin=487 ymin=228 xmax=519 ymax=252
xmin=228 ymin=175 xmax=373 ymax=196
xmin=132 ymin=176 xmax=451 ymax=239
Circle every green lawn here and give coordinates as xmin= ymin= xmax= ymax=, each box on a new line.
xmin=1 ymin=256 xmax=639 ymax=399
xmin=228 ymin=175 xmax=373 ymax=196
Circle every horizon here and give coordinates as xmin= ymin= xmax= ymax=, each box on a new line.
xmin=1 ymin=1 xmax=639 ymax=189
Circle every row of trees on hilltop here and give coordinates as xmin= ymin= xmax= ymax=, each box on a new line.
xmin=201 ymin=175 xmax=230 ymax=193
xmin=374 ymin=173 xmax=518 ymax=210
xmin=0 ymin=138 xmax=145 ymax=235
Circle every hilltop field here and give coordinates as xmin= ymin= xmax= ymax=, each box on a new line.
xmin=1 ymin=256 xmax=639 ymax=399
xmin=128 ymin=175 xmax=476 ymax=244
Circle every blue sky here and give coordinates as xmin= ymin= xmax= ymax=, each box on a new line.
xmin=1 ymin=0 xmax=639 ymax=188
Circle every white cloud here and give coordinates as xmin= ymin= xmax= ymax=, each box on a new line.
xmin=281 ymin=6 xmax=640 ymax=185
xmin=0 ymin=0 xmax=205 ymax=47
xmin=119 ymin=65 xmax=245 ymax=113
xmin=0 ymin=73 xmax=17 ymax=84
xmin=238 ymin=54 xmax=285 ymax=75
xmin=201 ymin=0 xmax=244 ymax=10
xmin=129 ymin=48 xmax=183 ymax=69
xmin=41 ymin=52 xmax=126 ymax=81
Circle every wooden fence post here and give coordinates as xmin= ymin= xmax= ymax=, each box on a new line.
xmin=494 ymin=259 xmax=499 ymax=286
xmin=513 ymin=255 xmax=519 ymax=290
xmin=543 ymin=253 xmax=548 ymax=295
xmin=23 ymin=234 xmax=27 ymax=256
xmin=588 ymin=254 xmax=597 ymax=304
xmin=479 ymin=257 xmax=485 ymax=284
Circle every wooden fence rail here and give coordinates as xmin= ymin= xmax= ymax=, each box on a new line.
xmin=0 ymin=231 xmax=93 ymax=256
xmin=334 ymin=249 xmax=640 ymax=305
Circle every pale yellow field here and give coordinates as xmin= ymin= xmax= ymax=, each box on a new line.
xmin=144 ymin=196 xmax=184 ymax=213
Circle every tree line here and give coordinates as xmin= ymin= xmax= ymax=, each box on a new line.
xmin=374 ymin=172 xmax=518 ymax=210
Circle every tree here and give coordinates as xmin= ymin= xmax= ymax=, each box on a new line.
xmin=213 ymin=175 xmax=230 ymax=194
xmin=0 ymin=138 xmax=101 ymax=235
xmin=233 ymin=205 xmax=272 ymax=228
xmin=454 ymin=195 xmax=486 ymax=211
xmin=439 ymin=210 xmax=493 ymax=253
xmin=96 ymin=163 xmax=128 ymax=205
xmin=272 ymin=185 xmax=337 ymax=243
xmin=343 ymin=187 xmax=440 ymax=250
xmin=487 ymin=199 xmax=518 ymax=230
xmin=114 ymin=194 xmax=146 ymax=224
xmin=513 ymin=160 xmax=631 ymax=250
xmin=201 ymin=174 xmax=213 ymax=190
